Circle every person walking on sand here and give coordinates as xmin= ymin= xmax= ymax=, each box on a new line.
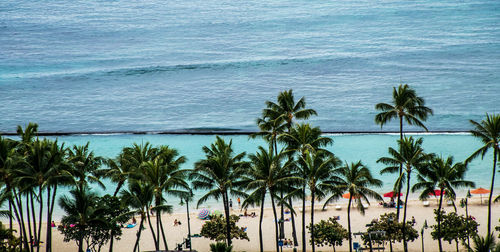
xmin=230 ymin=199 xmax=233 ymax=209
xmin=237 ymin=197 xmax=241 ymax=209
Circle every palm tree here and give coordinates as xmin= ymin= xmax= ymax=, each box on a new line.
xmin=374 ymin=84 xmax=433 ymax=220
xmin=17 ymin=138 xmax=67 ymax=252
xmin=190 ymin=136 xmax=249 ymax=246
xmin=465 ymin=113 xmax=500 ymax=235
xmin=242 ymin=146 xmax=297 ymax=252
xmin=324 ymin=161 xmax=382 ymax=252
xmin=413 ymin=156 xmax=475 ymax=252
xmin=377 ymin=136 xmax=429 ymax=252
xmin=103 ymin=153 xmax=132 ymax=197
xmin=67 ymin=143 xmax=105 ymax=190
xmin=139 ymin=146 xmax=188 ymax=251
xmin=263 ymin=89 xmax=318 ymax=246
xmin=250 ymin=115 xmax=286 ymax=155
xmin=121 ymin=180 xmax=155 ymax=252
xmin=298 ymin=151 xmax=340 ymax=252
xmin=279 ymin=123 xmax=335 ymax=252
xmin=58 ymin=187 xmax=99 ymax=252
xmin=0 ymin=137 xmax=19 ymax=231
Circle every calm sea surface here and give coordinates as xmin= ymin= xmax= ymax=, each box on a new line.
xmin=1 ymin=0 xmax=499 ymax=216
xmin=1 ymin=0 xmax=499 ymax=133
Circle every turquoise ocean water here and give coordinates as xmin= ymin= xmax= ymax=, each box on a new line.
xmin=36 ymin=133 xmax=494 ymax=217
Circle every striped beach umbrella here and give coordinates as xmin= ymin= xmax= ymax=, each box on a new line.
xmin=198 ymin=209 xmax=210 ymax=219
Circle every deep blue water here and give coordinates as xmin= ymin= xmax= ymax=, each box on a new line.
xmin=1 ymin=0 xmax=499 ymax=133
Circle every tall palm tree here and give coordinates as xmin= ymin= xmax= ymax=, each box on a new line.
xmin=465 ymin=113 xmax=500 ymax=235
xmin=298 ymin=151 xmax=340 ymax=252
xmin=190 ymin=136 xmax=249 ymax=246
xmin=324 ymin=161 xmax=382 ymax=252
xmin=0 ymin=137 xmax=19 ymax=231
xmin=375 ymin=84 xmax=433 ymax=220
xmin=250 ymin=116 xmax=286 ymax=155
xmin=140 ymin=147 xmax=189 ymax=251
xmin=17 ymin=139 xmax=67 ymax=252
xmin=103 ymin=153 xmax=132 ymax=197
xmin=67 ymin=143 xmax=105 ymax=190
xmin=242 ymin=147 xmax=297 ymax=252
xmin=263 ymin=89 xmax=317 ymax=246
xmin=121 ymin=180 xmax=155 ymax=252
xmin=377 ymin=136 xmax=429 ymax=252
xmin=412 ymin=156 xmax=475 ymax=252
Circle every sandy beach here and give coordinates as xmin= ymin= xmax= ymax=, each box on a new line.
xmin=31 ymin=197 xmax=496 ymax=252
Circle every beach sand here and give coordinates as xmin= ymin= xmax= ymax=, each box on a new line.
xmin=34 ymin=197 xmax=498 ymax=251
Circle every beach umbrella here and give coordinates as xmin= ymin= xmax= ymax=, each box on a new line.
xmin=429 ymin=189 xmax=446 ymax=196
xmin=342 ymin=193 xmax=359 ymax=199
xmin=383 ymin=191 xmax=402 ymax=198
xmin=470 ymin=187 xmax=490 ymax=204
xmin=198 ymin=209 xmax=210 ymax=219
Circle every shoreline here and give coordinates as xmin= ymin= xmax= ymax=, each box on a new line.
xmin=0 ymin=130 xmax=472 ymax=136
xmin=12 ymin=198 xmax=498 ymax=252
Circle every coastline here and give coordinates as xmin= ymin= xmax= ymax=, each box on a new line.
xmin=25 ymin=198 xmax=499 ymax=252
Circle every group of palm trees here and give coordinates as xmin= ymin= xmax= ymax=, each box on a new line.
xmin=0 ymin=86 xmax=498 ymax=252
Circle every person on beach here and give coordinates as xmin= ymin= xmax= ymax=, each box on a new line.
xmin=237 ymin=197 xmax=241 ymax=209
xmin=132 ymin=216 xmax=136 ymax=224
xmin=230 ymin=199 xmax=233 ymax=209
xmin=174 ymin=219 xmax=179 ymax=226
xmin=51 ymin=221 xmax=56 ymax=227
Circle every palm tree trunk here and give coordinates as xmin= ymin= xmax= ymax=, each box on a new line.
xmin=145 ymin=206 xmax=158 ymax=251
xmin=154 ymin=197 xmax=161 ymax=250
xmin=310 ymin=190 xmax=315 ymax=252
xmin=46 ymin=187 xmax=51 ymax=252
xmin=156 ymin=208 xmax=161 ymax=249
xmin=223 ymin=191 xmax=232 ymax=246
xmin=11 ymin=192 xmax=26 ymax=251
xmin=347 ymin=195 xmax=353 ymax=252
xmin=270 ymin=191 xmax=280 ymax=252
xmin=487 ymin=148 xmax=497 ymax=235
xmin=259 ymin=191 xmax=265 ymax=252
xmin=280 ymin=191 xmax=284 ymax=240
xmin=396 ymin=115 xmax=403 ymax=221
xmin=186 ymin=199 xmax=192 ymax=252
xmin=109 ymin=235 xmax=114 ymax=252
xmin=133 ymin=216 xmax=145 ymax=252
xmin=78 ymin=236 xmax=84 ymax=252
xmin=402 ymin=171 xmax=411 ymax=252
xmin=289 ymin=198 xmax=298 ymax=246
xmin=14 ymin=192 xmax=30 ymax=250
xmin=36 ymin=187 xmax=44 ymax=252
xmin=437 ymin=190 xmax=444 ymax=252
xmin=302 ymin=186 xmax=306 ymax=252
xmin=48 ymin=185 xmax=57 ymax=252
xmin=113 ymin=181 xmax=123 ymax=197
xmin=159 ymin=214 xmax=169 ymax=250
xmin=27 ymin=194 xmax=34 ymax=252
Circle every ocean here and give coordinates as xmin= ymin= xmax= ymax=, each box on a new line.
xmin=1 ymin=0 xmax=499 ymax=216
xmin=1 ymin=0 xmax=499 ymax=133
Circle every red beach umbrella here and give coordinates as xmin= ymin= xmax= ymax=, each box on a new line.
xmin=429 ymin=189 xmax=446 ymax=196
xmin=471 ymin=187 xmax=490 ymax=204
xmin=383 ymin=191 xmax=402 ymax=198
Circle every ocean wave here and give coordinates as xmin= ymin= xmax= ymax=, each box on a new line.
xmin=1 ymin=54 xmax=368 ymax=81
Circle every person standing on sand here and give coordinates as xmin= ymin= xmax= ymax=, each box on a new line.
xmin=237 ymin=197 xmax=241 ymax=209
xmin=230 ymin=199 xmax=233 ymax=209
